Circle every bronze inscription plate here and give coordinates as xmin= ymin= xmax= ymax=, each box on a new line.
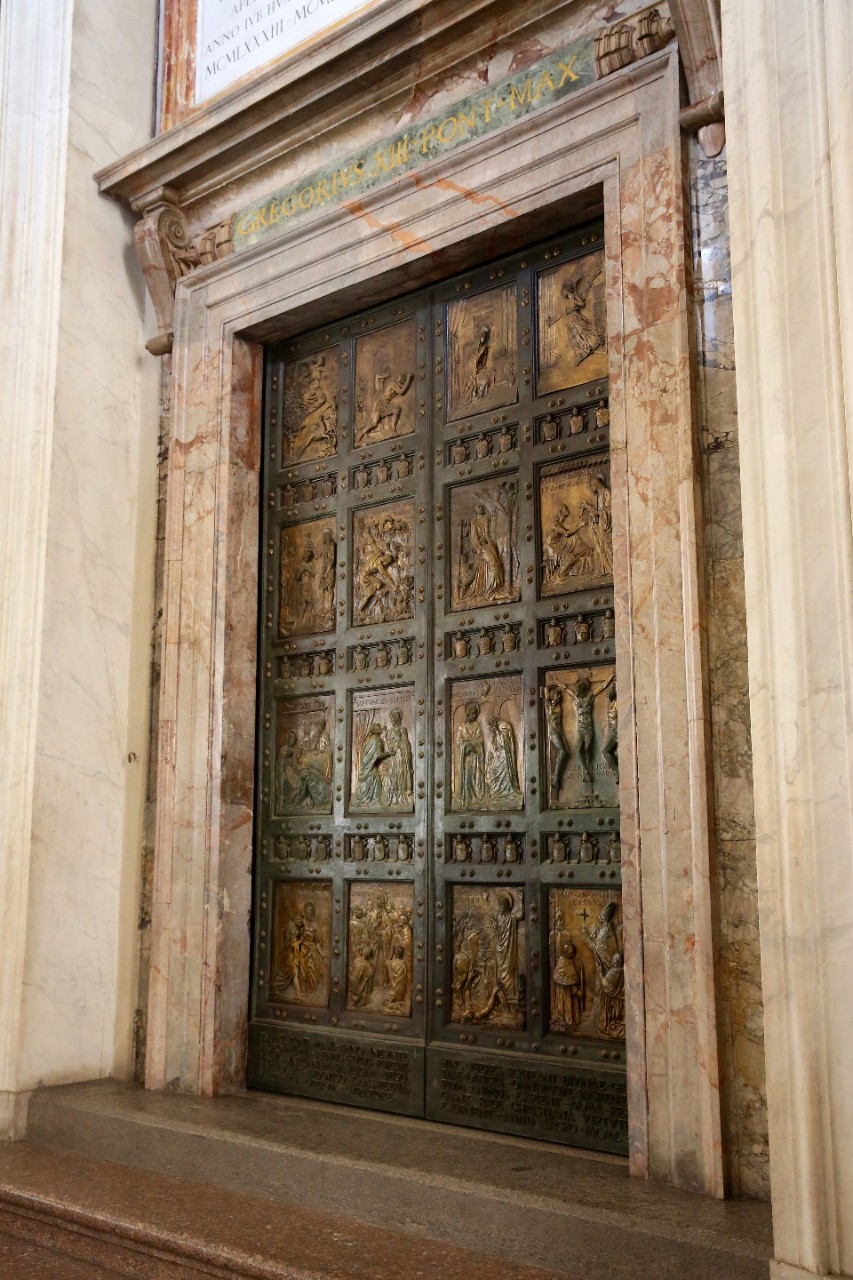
xmin=274 ymin=694 xmax=334 ymax=815
xmin=447 ymin=284 xmax=518 ymax=422
xmin=346 ymin=883 xmax=415 ymax=1017
xmin=539 ymin=457 xmax=612 ymax=597
xmin=543 ymin=665 xmax=618 ymax=809
xmin=449 ymin=475 xmax=520 ymax=612
xmin=548 ymin=887 xmax=624 ymax=1039
xmin=282 ymin=348 xmax=339 ymax=463
xmin=269 ymin=881 xmax=332 ymax=1007
xmin=450 ymin=885 xmax=526 ymax=1029
xmin=350 ymin=687 xmax=415 ymax=813
xmin=354 ymin=319 xmax=417 ymax=447
xmin=450 ymin=675 xmax=524 ymax=812
xmin=352 ymin=499 xmax=415 ymax=626
xmin=536 ymin=250 xmax=608 ymax=395
xmin=278 ymin=516 xmax=336 ymax=638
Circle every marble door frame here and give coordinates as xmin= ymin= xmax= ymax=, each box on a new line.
xmin=146 ymin=48 xmax=725 ymax=1194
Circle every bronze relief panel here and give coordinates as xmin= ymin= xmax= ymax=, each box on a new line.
xmin=539 ymin=457 xmax=613 ymax=597
xmin=350 ymin=687 xmax=415 ymax=813
xmin=278 ymin=516 xmax=336 ymax=638
xmin=447 ymin=284 xmax=518 ymax=422
xmin=354 ymin=319 xmax=417 ymax=448
xmin=448 ymin=475 xmax=520 ymax=612
xmin=352 ymin=499 xmax=415 ymax=626
xmin=542 ymin=665 xmax=618 ymax=809
xmin=282 ymin=348 xmax=339 ymax=463
xmin=548 ymin=887 xmax=624 ymax=1040
xmin=450 ymin=885 xmax=526 ymax=1029
xmin=346 ymin=882 xmax=415 ymax=1017
xmin=274 ymin=694 xmax=335 ymax=816
xmin=269 ymin=881 xmax=332 ymax=1007
xmin=450 ymin=675 xmax=524 ymax=813
xmin=536 ymin=250 xmax=608 ymax=395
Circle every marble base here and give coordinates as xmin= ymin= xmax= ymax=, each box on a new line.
xmin=0 ymin=1092 xmax=30 ymax=1142
xmin=772 ymin=1266 xmax=853 ymax=1280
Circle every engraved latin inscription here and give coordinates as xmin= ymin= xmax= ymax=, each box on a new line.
xmin=269 ymin=881 xmax=332 ymax=1008
xmin=346 ymin=883 xmax=414 ymax=1017
xmin=354 ymin=319 xmax=416 ymax=447
xmin=450 ymin=675 xmax=523 ymax=812
xmin=539 ymin=458 xmax=613 ymax=597
xmin=274 ymin=694 xmax=334 ymax=815
xmin=537 ymin=250 xmax=608 ymax=395
xmin=548 ymin=887 xmax=624 ymax=1040
xmin=447 ymin=284 xmax=518 ymax=422
xmin=350 ymin=687 xmax=415 ymax=813
xmin=449 ymin=476 xmax=520 ymax=612
xmin=450 ymin=885 xmax=526 ymax=1029
xmin=278 ymin=516 xmax=336 ymax=638
xmin=282 ymin=348 xmax=338 ymax=462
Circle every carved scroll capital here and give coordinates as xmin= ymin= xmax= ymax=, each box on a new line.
xmin=132 ymin=188 xmax=233 ymax=356
xmin=593 ymin=6 xmax=676 ymax=79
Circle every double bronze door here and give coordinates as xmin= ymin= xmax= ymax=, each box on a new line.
xmin=249 ymin=225 xmax=627 ymax=1154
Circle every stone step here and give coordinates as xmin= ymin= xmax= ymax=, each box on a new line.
xmin=25 ymin=1079 xmax=774 ymax=1280
xmin=0 ymin=1142 xmax=561 ymax=1280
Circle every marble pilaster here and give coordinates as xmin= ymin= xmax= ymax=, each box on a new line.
xmin=723 ymin=0 xmax=853 ymax=1271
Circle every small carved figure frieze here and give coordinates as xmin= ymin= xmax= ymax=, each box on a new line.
xmin=279 ymin=648 xmax=336 ymax=681
xmin=446 ymin=422 xmax=516 ymax=468
xmin=449 ymin=476 xmax=520 ymax=612
xmin=350 ymin=688 xmax=415 ymax=814
xmin=544 ymin=828 xmax=621 ymax=865
xmin=349 ymin=451 xmax=415 ymax=492
xmin=283 ymin=349 xmax=339 ymax=463
xmin=349 ymin=637 xmax=413 ymax=673
xmin=447 ymin=284 xmax=518 ymax=422
xmin=548 ymin=888 xmax=624 ymax=1039
xmin=543 ymin=666 xmax=618 ymax=809
xmin=450 ymin=886 xmax=526 ymax=1028
xmin=346 ymin=883 xmax=414 ymax=1017
xmin=280 ymin=471 xmax=337 ymax=511
xmin=539 ymin=458 xmax=613 ymax=596
xmin=269 ymin=881 xmax=332 ymax=1008
xmin=346 ymin=833 xmax=412 ymax=862
xmin=450 ymin=676 xmax=524 ymax=813
xmin=354 ymin=320 xmax=417 ymax=447
xmin=352 ymin=500 xmax=415 ymax=626
xmin=273 ymin=834 xmax=332 ymax=861
xmin=274 ymin=695 xmax=334 ymax=816
xmin=278 ymin=517 xmax=336 ymax=639
xmin=538 ymin=608 xmax=616 ymax=653
xmin=537 ymin=250 xmax=608 ymax=395
xmin=446 ymin=830 xmax=522 ymax=864
xmin=447 ymin=622 xmax=521 ymax=661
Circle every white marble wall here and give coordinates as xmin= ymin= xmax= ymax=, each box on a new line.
xmin=0 ymin=0 xmax=159 ymax=1127
xmin=723 ymin=0 xmax=853 ymax=1272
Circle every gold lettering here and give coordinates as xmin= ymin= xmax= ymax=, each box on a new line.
xmin=372 ymin=148 xmax=389 ymax=174
xmin=351 ymin=159 xmax=365 ymax=183
xmin=256 ymin=206 xmax=269 ymax=226
xmin=268 ymin=199 xmax=281 ymax=224
xmin=282 ymin=195 xmax=296 ymax=217
xmin=481 ymin=96 xmax=498 ymax=124
xmin=437 ymin=115 xmax=457 ymax=144
xmin=391 ymin=136 xmax=409 ymax=167
xmin=457 ymin=105 xmax=476 ymax=134
xmin=316 ymin=177 xmax=331 ymax=203
xmin=509 ymin=79 xmax=534 ymax=111
xmin=534 ymin=69 xmax=556 ymax=99
xmin=235 ymin=212 xmax=256 ymax=237
xmin=298 ymin=186 xmax=314 ymax=210
xmin=419 ymin=123 xmax=437 ymax=154
xmin=557 ymin=57 xmax=579 ymax=85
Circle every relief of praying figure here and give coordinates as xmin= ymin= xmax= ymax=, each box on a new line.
xmin=541 ymin=471 xmax=613 ymax=590
xmin=365 ymin=370 xmax=414 ymax=440
xmin=384 ymin=708 xmax=414 ymax=808
xmin=465 ymin=325 xmax=496 ymax=403
xmin=549 ymin=909 xmax=585 ymax=1030
xmin=582 ymin=901 xmax=625 ymax=1038
xmin=275 ymin=730 xmax=332 ymax=814
xmin=455 ymin=700 xmax=485 ymax=807
xmin=352 ymin=723 xmax=394 ymax=809
xmin=462 ymin=504 xmax=505 ymax=602
xmin=485 ymin=715 xmax=521 ymax=801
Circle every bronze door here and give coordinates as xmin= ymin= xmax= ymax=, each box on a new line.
xmin=249 ymin=226 xmax=627 ymax=1154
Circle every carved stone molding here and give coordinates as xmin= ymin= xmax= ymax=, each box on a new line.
xmin=133 ymin=189 xmax=232 ymax=356
xmin=594 ymin=6 xmax=676 ymax=79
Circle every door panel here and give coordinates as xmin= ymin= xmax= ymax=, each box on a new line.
xmin=249 ymin=226 xmax=628 ymax=1153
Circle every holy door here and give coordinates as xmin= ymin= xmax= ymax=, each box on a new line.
xmin=248 ymin=227 xmax=627 ymax=1154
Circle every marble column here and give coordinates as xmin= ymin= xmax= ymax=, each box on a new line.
xmin=723 ymin=0 xmax=853 ymax=1275
xmin=0 ymin=0 xmax=158 ymax=1134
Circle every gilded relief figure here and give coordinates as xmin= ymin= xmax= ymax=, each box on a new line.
xmin=278 ymin=517 xmax=336 ymax=638
xmin=543 ymin=667 xmax=619 ymax=808
xmin=548 ymin=888 xmax=624 ymax=1039
xmin=354 ymin=319 xmax=417 ymax=446
xmin=447 ymin=284 xmax=518 ymax=422
xmin=540 ymin=460 xmax=613 ymax=596
xmin=450 ymin=477 xmax=520 ymax=611
xmin=350 ymin=689 xmax=415 ymax=813
xmin=352 ymin=501 xmax=414 ymax=625
xmin=282 ymin=350 xmax=338 ymax=462
xmin=269 ymin=882 xmax=331 ymax=1007
xmin=346 ymin=883 xmax=414 ymax=1017
xmin=537 ymin=251 xmax=609 ymax=395
xmin=451 ymin=676 xmax=523 ymax=812
xmin=274 ymin=695 xmax=334 ymax=815
xmin=450 ymin=886 xmax=526 ymax=1030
